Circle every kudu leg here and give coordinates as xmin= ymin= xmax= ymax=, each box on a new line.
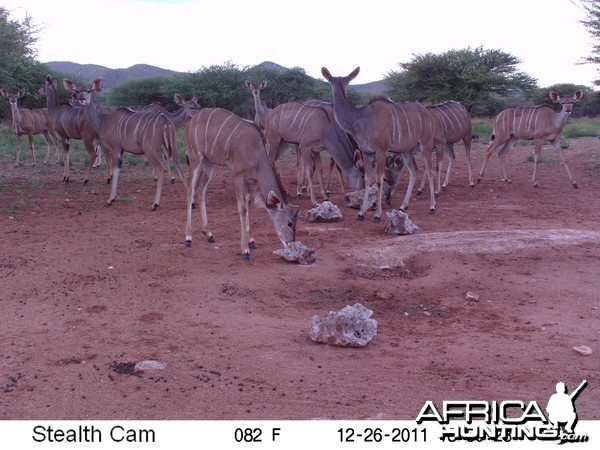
xmin=464 ymin=140 xmax=474 ymax=188
xmin=13 ymin=135 xmax=23 ymax=167
xmin=106 ymin=153 xmax=123 ymax=206
xmin=61 ymin=140 xmax=71 ymax=183
xmin=498 ymin=138 xmax=517 ymax=183
xmin=477 ymin=140 xmax=502 ymax=184
xmin=550 ymin=139 xmax=578 ymax=188
xmin=234 ymin=178 xmax=252 ymax=260
xmin=358 ymin=151 xmax=376 ymax=220
xmin=185 ymin=163 xmax=202 ymax=247
xmin=399 ymin=152 xmax=418 ymax=212
xmin=42 ymin=130 xmax=53 ymax=165
xmin=197 ymin=164 xmax=216 ymax=244
xmin=27 ymin=134 xmax=37 ymax=166
xmin=441 ymin=144 xmax=456 ymax=191
xmin=82 ymin=141 xmax=97 ymax=185
xmin=373 ymin=151 xmax=390 ymax=221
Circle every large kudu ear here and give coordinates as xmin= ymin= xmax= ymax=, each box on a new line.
xmin=347 ymin=66 xmax=360 ymax=82
xmin=244 ymin=80 xmax=253 ymax=89
xmin=63 ymin=79 xmax=77 ymax=93
xmin=266 ymin=191 xmax=283 ymax=210
xmin=549 ymin=91 xmax=561 ymax=103
xmin=17 ymin=89 xmax=25 ymax=98
xmin=573 ymin=90 xmax=584 ymax=102
xmin=174 ymin=93 xmax=184 ymax=106
xmin=91 ymin=78 xmax=103 ymax=92
xmin=259 ymin=81 xmax=267 ymax=89
xmin=0 ymin=89 xmax=8 ymax=98
xmin=321 ymin=67 xmax=333 ymax=82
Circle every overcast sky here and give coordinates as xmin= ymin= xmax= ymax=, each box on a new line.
xmin=3 ymin=0 xmax=598 ymax=88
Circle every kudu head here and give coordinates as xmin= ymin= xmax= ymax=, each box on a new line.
xmin=244 ymin=80 xmax=267 ymax=97
xmin=0 ymin=88 xmax=25 ymax=106
xmin=321 ymin=67 xmax=361 ymax=95
xmin=173 ymin=93 xmax=201 ymax=118
xmin=265 ymin=191 xmax=299 ymax=247
xmin=549 ymin=90 xmax=584 ymax=115
xmin=63 ymin=78 xmax=103 ymax=107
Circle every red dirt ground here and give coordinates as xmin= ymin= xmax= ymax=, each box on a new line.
xmin=1 ymin=137 xmax=599 ymax=420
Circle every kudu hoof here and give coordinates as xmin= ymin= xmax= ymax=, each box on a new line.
xmin=170 ymin=178 xmax=175 ymax=184
xmin=572 ymin=182 xmax=578 ymax=189
xmin=242 ymin=253 xmax=250 ymax=261
xmin=430 ymin=208 xmax=436 ymax=215
xmin=470 ymin=183 xmax=475 ymax=189
xmin=207 ymin=236 xmax=216 ymax=243
xmin=83 ymin=179 xmax=89 ymax=185
xmin=185 ymin=240 xmax=192 ymax=248
xmin=150 ymin=203 xmax=159 ymax=211
xmin=533 ymin=183 xmax=539 ymax=188
xmin=416 ymin=190 xmax=423 ymax=196
xmin=249 ymin=241 xmax=257 ymax=250
xmin=192 ymin=202 xmax=197 ymax=209
xmin=357 ymin=214 xmax=365 ymax=221
xmin=373 ymin=216 xmax=381 ymax=223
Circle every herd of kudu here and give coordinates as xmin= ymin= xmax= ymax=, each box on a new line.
xmin=1 ymin=68 xmax=584 ymax=260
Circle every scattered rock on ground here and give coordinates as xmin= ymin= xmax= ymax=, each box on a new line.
xmin=345 ymin=186 xmax=378 ymax=210
xmin=572 ymin=345 xmax=593 ymax=356
xmin=306 ymin=201 xmax=343 ymax=222
xmin=465 ymin=291 xmax=480 ymax=302
xmin=273 ymin=241 xmax=317 ymax=265
xmin=134 ymin=360 xmax=168 ymax=371
xmin=384 ymin=209 xmax=418 ymax=235
xmin=310 ymin=303 xmax=377 ymax=347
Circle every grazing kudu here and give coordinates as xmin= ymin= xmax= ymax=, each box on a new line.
xmin=416 ymin=101 xmax=473 ymax=195
xmin=244 ymin=81 xmax=363 ymax=204
xmin=477 ymin=90 xmax=583 ymax=188
xmin=64 ymin=78 xmax=184 ymax=210
xmin=183 ymin=107 xmax=299 ymax=260
xmin=136 ymin=94 xmax=202 ymax=183
xmin=40 ymin=75 xmax=100 ymax=184
xmin=1 ymin=89 xmax=59 ymax=167
xmin=321 ymin=67 xmax=436 ymax=221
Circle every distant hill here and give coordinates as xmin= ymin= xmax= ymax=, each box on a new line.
xmin=45 ymin=60 xmax=388 ymax=97
xmin=45 ymin=62 xmax=180 ymax=90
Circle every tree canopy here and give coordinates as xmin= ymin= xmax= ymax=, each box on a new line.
xmin=385 ymin=47 xmax=538 ymax=115
xmin=0 ymin=7 xmax=47 ymax=115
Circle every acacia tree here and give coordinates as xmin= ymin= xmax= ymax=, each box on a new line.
xmin=385 ymin=47 xmax=537 ymax=115
xmin=0 ymin=7 xmax=44 ymax=116
xmin=579 ymin=0 xmax=600 ymax=84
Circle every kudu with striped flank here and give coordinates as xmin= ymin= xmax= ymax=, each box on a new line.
xmin=1 ymin=89 xmax=59 ymax=167
xmin=477 ymin=90 xmax=583 ymax=188
xmin=321 ymin=67 xmax=436 ymax=221
xmin=64 ymin=78 xmax=185 ymax=210
xmin=40 ymin=75 xmax=100 ymax=184
xmin=244 ymin=81 xmax=363 ymax=204
xmin=416 ymin=101 xmax=473 ymax=195
xmin=183 ymin=107 xmax=299 ymax=260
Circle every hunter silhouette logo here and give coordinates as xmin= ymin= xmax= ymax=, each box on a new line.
xmin=416 ymin=380 xmax=589 ymax=443
xmin=546 ymin=380 xmax=587 ymax=435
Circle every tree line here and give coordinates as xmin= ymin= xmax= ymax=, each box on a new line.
xmin=1 ymin=5 xmax=599 ymax=122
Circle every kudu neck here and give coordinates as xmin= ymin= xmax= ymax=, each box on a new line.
xmin=330 ymin=80 xmax=361 ymax=133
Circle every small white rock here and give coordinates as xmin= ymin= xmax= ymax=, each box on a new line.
xmin=572 ymin=345 xmax=593 ymax=356
xmin=134 ymin=360 xmax=168 ymax=370
xmin=466 ymin=291 xmax=480 ymax=302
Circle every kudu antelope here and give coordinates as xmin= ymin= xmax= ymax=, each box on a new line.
xmin=40 ymin=75 xmax=100 ymax=184
xmin=477 ymin=90 xmax=583 ymax=188
xmin=183 ymin=107 xmax=299 ymax=260
xmin=244 ymin=81 xmax=363 ymax=204
xmin=321 ymin=67 xmax=436 ymax=221
xmin=64 ymin=78 xmax=185 ymax=210
xmin=1 ymin=89 xmax=59 ymax=167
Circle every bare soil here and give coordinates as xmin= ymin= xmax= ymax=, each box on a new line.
xmin=1 ymin=138 xmax=599 ymax=420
